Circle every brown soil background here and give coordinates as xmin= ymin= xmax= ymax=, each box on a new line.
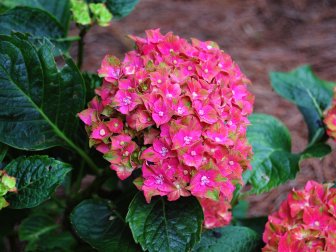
xmin=78 ymin=0 xmax=336 ymax=217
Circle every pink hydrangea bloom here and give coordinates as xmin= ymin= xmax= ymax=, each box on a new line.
xmin=79 ymin=29 xmax=254 ymax=229
xmin=263 ymin=181 xmax=336 ymax=252
xmin=324 ymin=87 xmax=336 ymax=140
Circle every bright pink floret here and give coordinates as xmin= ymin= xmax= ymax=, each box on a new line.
xmin=263 ymin=180 xmax=336 ymax=251
xmin=79 ymin=29 xmax=254 ymax=229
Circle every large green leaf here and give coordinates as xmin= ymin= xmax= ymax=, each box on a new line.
xmin=0 ymin=34 xmax=85 ymax=150
xmin=4 ymin=155 xmax=71 ymax=208
xmin=19 ymin=214 xmax=58 ymax=242
xmin=19 ymin=213 xmax=76 ymax=251
xmin=106 ymin=0 xmax=139 ymax=18
xmin=71 ymin=198 xmax=139 ymax=251
xmin=245 ymin=114 xmax=300 ymax=193
xmin=34 ymin=0 xmax=71 ymax=29
xmin=0 ymin=7 xmax=69 ymax=52
xmin=245 ymin=113 xmax=331 ymax=194
xmin=126 ymin=194 xmax=204 ymax=252
xmin=270 ymin=65 xmax=335 ymax=144
xmin=0 ymin=0 xmax=71 ymax=29
xmin=193 ymin=226 xmax=260 ymax=252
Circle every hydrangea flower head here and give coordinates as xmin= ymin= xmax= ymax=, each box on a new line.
xmin=263 ymin=181 xmax=336 ymax=251
xmin=324 ymin=87 xmax=336 ymax=140
xmin=79 ymin=29 xmax=254 ymax=228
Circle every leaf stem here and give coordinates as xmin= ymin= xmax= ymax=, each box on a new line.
xmin=61 ymin=136 xmax=100 ymax=175
xmin=77 ymin=26 xmax=89 ymax=69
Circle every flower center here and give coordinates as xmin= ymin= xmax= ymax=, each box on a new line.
xmin=160 ymin=147 xmax=168 ymax=157
xmin=123 ymin=151 xmax=129 ymax=157
xmin=166 ymin=93 xmax=173 ymax=99
xmin=229 ymin=160 xmax=234 ymax=165
xmin=123 ymin=96 xmax=132 ymax=105
xmin=173 ymin=60 xmax=178 ymax=64
xmin=198 ymin=109 xmax=204 ymax=116
xmin=184 ymin=136 xmax=192 ymax=145
xmin=204 ymin=69 xmax=209 ymax=73
xmin=155 ymin=175 xmax=164 ymax=185
xmin=192 ymin=92 xmax=198 ymax=98
xmin=200 ymin=176 xmax=210 ymax=186
xmin=215 ymin=137 xmax=221 ymax=142
xmin=99 ymin=129 xmax=106 ymax=136
xmin=177 ymin=107 xmax=184 ymax=115
xmin=157 ymin=79 xmax=162 ymax=84
xmin=218 ymin=63 xmax=223 ymax=68
xmin=158 ymin=111 xmax=164 ymax=117
xmin=191 ymin=151 xmax=196 ymax=156
xmin=114 ymin=123 xmax=119 ymax=127
xmin=187 ymin=66 xmax=193 ymax=71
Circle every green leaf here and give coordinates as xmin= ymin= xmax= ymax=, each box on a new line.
xmin=19 ymin=213 xmax=76 ymax=251
xmin=34 ymin=0 xmax=71 ymax=29
xmin=126 ymin=193 xmax=204 ymax=252
xmin=0 ymin=34 xmax=85 ymax=150
xmin=270 ymin=65 xmax=335 ymax=144
xmin=34 ymin=232 xmax=76 ymax=252
xmin=0 ymin=143 xmax=7 ymax=163
xmin=193 ymin=226 xmax=260 ymax=252
xmin=0 ymin=7 xmax=69 ymax=53
xmin=105 ymin=0 xmax=139 ymax=19
xmin=0 ymin=0 xmax=71 ymax=29
xmin=245 ymin=114 xmax=332 ymax=194
xmin=245 ymin=114 xmax=300 ymax=194
xmin=4 ymin=155 xmax=71 ymax=209
xmin=19 ymin=214 xmax=58 ymax=242
xmin=71 ymin=198 xmax=139 ymax=251
xmin=301 ymin=142 xmax=332 ymax=159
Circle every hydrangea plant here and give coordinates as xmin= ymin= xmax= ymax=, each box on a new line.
xmin=0 ymin=1 xmax=335 ymax=251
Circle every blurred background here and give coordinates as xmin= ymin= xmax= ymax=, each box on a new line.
xmin=74 ymin=0 xmax=336 ymax=216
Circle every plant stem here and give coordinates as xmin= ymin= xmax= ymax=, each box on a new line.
xmin=77 ymin=27 xmax=89 ymax=69
xmin=63 ymin=137 xmax=100 ymax=175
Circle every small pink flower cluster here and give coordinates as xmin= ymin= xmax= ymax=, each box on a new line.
xmin=263 ymin=181 xmax=336 ymax=252
xmin=79 ymin=29 xmax=254 ymax=228
xmin=324 ymin=88 xmax=336 ymax=140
